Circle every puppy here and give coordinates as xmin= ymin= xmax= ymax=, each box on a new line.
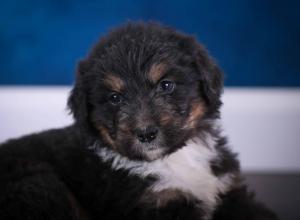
xmin=0 ymin=22 xmax=277 ymax=220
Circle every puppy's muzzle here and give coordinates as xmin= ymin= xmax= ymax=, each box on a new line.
xmin=135 ymin=126 xmax=158 ymax=143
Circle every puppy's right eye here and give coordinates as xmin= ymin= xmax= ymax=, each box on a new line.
xmin=158 ymin=80 xmax=175 ymax=94
xmin=108 ymin=92 xmax=122 ymax=105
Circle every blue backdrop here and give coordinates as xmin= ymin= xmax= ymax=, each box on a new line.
xmin=1 ymin=0 xmax=299 ymax=86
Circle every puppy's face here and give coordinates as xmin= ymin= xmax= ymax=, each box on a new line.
xmin=69 ymin=23 xmax=222 ymax=161
xmin=91 ymin=62 xmax=205 ymax=161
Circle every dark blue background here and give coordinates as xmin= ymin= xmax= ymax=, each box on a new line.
xmin=1 ymin=0 xmax=300 ymax=86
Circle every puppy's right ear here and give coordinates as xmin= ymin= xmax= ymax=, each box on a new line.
xmin=68 ymin=59 xmax=90 ymax=127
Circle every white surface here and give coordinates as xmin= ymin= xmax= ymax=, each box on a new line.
xmin=0 ymin=86 xmax=299 ymax=172
xmin=0 ymin=87 xmax=72 ymax=139
xmin=221 ymin=88 xmax=300 ymax=172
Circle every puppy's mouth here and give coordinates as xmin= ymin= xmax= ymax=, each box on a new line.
xmin=144 ymin=148 xmax=166 ymax=161
xmin=111 ymin=122 xmax=189 ymax=161
xmin=132 ymin=135 xmax=167 ymax=161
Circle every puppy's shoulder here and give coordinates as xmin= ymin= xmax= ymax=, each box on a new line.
xmin=0 ymin=125 xmax=80 ymax=152
xmin=0 ymin=125 xmax=90 ymax=182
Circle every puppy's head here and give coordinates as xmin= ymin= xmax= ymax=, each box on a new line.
xmin=68 ymin=23 xmax=223 ymax=161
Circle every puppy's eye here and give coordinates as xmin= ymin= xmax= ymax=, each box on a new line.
xmin=108 ymin=92 xmax=123 ymax=105
xmin=159 ymin=80 xmax=175 ymax=93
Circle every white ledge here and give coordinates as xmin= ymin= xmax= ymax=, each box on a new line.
xmin=0 ymin=86 xmax=299 ymax=172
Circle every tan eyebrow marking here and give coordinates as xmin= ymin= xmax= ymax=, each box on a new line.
xmin=148 ymin=63 xmax=168 ymax=83
xmin=103 ymin=74 xmax=124 ymax=92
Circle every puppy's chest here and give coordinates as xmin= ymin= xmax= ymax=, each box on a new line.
xmin=98 ymin=138 xmax=233 ymax=210
xmin=135 ymin=140 xmax=227 ymax=208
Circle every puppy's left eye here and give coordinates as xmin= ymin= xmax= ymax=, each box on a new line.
xmin=159 ymin=80 xmax=175 ymax=93
xmin=108 ymin=92 xmax=123 ymax=105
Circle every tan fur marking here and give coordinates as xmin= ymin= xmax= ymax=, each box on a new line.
xmin=184 ymin=101 xmax=206 ymax=129
xmin=148 ymin=63 xmax=167 ymax=82
xmin=159 ymin=112 xmax=173 ymax=126
xmin=118 ymin=123 xmax=129 ymax=132
xmin=66 ymin=191 xmax=90 ymax=220
xmin=141 ymin=189 xmax=194 ymax=208
xmin=98 ymin=126 xmax=116 ymax=149
xmin=118 ymin=122 xmax=132 ymax=135
xmin=103 ymin=74 xmax=124 ymax=92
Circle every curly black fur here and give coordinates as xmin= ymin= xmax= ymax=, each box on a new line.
xmin=0 ymin=22 xmax=278 ymax=220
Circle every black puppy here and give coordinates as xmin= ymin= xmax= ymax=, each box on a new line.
xmin=0 ymin=22 xmax=277 ymax=220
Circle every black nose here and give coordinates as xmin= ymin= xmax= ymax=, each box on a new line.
xmin=136 ymin=126 xmax=158 ymax=143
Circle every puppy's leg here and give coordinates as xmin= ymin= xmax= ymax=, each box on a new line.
xmin=0 ymin=160 xmax=88 ymax=220
xmin=142 ymin=200 xmax=203 ymax=220
xmin=130 ymin=191 xmax=205 ymax=220
xmin=212 ymin=186 xmax=278 ymax=220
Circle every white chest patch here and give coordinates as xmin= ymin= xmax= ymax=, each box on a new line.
xmin=96 ymin=135 xmax=233 ymax=212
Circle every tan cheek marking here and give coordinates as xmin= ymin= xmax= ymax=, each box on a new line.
xmin=98 ymin=125 xmax=116 ymax=149
xmin=160 ymin=112 xmax=173 ymax=126
xmin=118 ymin=122 xmax=131 ymax=134
xmin=103 ymin=74 xmax=124 ymax=92
xmin=148 ymin=63 xmax=167 ymax=83
xmin=184 ymin=101 xmax=206 ymax=129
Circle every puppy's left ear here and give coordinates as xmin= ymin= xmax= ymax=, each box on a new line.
xmin=193 ymin=43 xmax=223 ymax=117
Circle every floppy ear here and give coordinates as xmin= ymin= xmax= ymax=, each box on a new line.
xmin=194 ymin=44 xmax=224 ymax=117
xmin=68 ymin=59 xmax=91 ymax=127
